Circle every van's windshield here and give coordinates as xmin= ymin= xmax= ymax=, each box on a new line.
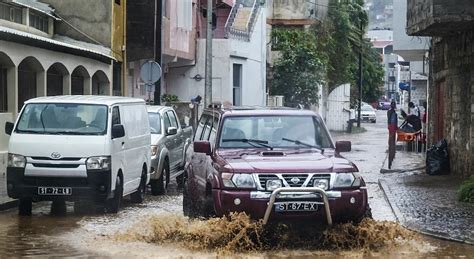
xmin=16 ymin=103 xmax=108 ymax=135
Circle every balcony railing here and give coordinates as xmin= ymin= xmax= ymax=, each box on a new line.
xmin=224 ymin=0 xmax=260 ymax=41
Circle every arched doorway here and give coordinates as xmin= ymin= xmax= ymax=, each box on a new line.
xmin=92 ymin=70 xmax=110 ymax=95
xmin=18 ymin=57 xmax=44 ymax=111
xmin=71 ymin=66 xmax=90 ymax=95
xmin=47 ymin=62 xmax=69 ymax=96
xmin=0 ymin=52 xmax=14 ymax=113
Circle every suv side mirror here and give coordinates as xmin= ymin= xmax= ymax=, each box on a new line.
xmin=194 ymin=140 xmax=211 ymax=155
xmin=167 ymin=126 xmax=178 ymax=136
xmin=5 ymin=122 xmax=13 ymax=135
xmin=335 ymin=141 xmax=351 ymax=153
xmin=112 ymin=124 xmax=125 ymax=139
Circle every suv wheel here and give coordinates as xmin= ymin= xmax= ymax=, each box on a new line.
xmin=131 ymin=167 xmax=147 ymax=203
xmin=18 ymin=199 xmax=32 ymax=216
xmin=355 ymin=205 xmax=373 ymax=223
xmin=151 ymin=162 xmax=168 ymax=195
xmin=182 ymin=176 xmax=195 ymax=217
xmin=106 ymin=175 xmax=123 ymax=213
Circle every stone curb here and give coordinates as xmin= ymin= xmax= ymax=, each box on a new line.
xmin=379 ymin=152 xmax=426 ymax=174
xmin=378 ymin=179 xmax=473 ymax=245
xmin=0 ymin=199 xmax=18 ymax=211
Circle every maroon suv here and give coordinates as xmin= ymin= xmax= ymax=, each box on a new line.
xmin=183 ymin=107 xmax=371 ymax=225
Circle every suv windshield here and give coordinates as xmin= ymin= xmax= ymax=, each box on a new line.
xmin=16 ymin=103 xmax=108 ymax=135
xmin=219 ymin=115 xmax=333 ymax=149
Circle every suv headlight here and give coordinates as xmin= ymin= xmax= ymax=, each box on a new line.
xmin=8 ymin=153 xmax=26 ymax=168
xmin=333 ymin=173 xmax=355 ymax=188
xmin=86 ymin=156 xmax=111 ymax=170
xmin=151 ymin=145 xmax=158 ymax=156
xmin=221 ymin=173 xmax=256 ymax=188
xmin=266 ymin=179 xmax=282 ymax=191
xmin=313 ymin=178 xmax=329 ymax=190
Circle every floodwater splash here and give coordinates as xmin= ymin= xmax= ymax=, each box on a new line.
xmin=114 ymin=212 xmax=419 ymax=254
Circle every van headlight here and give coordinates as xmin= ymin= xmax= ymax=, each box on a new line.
xmin=8 ymin=153 xmax=26 ymax=168
xmin=333 ymin=173 xmax=355 ymax=188
xmin=86 ymin=156 xmax=111 ymax=170
xmin=221 ymin=173 xmax=256 ymax=188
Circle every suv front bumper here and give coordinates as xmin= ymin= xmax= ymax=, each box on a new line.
xmin=213 ymin=187 xmax=368 ymax=225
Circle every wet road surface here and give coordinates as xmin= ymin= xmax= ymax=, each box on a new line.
xmin=0 ymin=110 xmax=472 ymax=257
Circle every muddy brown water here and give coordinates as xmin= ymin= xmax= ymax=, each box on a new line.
xmin=0 ymin=198 xmax=472 ymax=258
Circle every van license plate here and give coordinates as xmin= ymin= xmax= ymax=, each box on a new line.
xmin=274 ymin=202 xmax=318 ymax=212
xmin=38 ymin=187 xmax=72 ymax=196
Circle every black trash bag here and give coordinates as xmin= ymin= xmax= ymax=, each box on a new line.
xmin=426 ymin=139 xmax=450 ymax=175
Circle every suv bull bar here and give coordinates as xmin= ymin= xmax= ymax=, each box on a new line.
xmin=262 ymin=187 xmax=332 ymax=226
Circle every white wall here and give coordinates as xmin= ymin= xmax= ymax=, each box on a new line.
xmin=326 ymin=84 xmax=351 ymax=131
xmin=165 ymin=7 xmax=266 ymax=106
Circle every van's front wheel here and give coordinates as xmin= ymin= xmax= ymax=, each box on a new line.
xmin=106 ymin=175 xmax=122 ymax=213
xmin=131 ymin=167 xmax=147 ymax=203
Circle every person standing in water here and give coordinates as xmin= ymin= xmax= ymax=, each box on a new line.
xmin=387 ymin=101 xmax=398 ymax=169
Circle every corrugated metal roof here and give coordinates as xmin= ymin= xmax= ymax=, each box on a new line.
xmin=12 ymin=0 xmax=60 ymax=20
xmin=0 ymin=26 xmax=114 ymax=60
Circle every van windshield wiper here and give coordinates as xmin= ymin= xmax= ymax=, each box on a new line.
xmin=16 ymin=129 xmax=46 ymax=134
xmin=222 ymin=138 xmax=273 ymax=150
xmin=282 ymin=137 xmax=321 ymax=149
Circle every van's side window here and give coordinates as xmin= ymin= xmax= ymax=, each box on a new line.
xmin=167 ymin=111 xmax=178 ymax=128
xmin=163 ymin=112 xmax=172 ymax=132
xmin=194 ymin=115 xmax=207 ymax=141
xmin=112 ymin=107 xmax=120 ymax=125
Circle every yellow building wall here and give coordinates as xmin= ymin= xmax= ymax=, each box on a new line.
xmin=112 ymin=0 xmax=127 ymax=95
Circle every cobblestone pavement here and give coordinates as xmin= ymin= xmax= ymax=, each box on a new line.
xmin=379 ymin=156 xmax=474 ymax=244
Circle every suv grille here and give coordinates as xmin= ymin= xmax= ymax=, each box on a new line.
xmin=257 ymin=173 xmax=331 ymax=190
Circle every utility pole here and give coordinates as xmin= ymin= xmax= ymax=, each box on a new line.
xmin=204 ymin=0 xmax=213 ymax=107
xmin=357 ymin=21 xmax=363 ymax=128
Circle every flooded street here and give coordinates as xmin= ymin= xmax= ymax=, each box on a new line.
xmin=0 ymin=111 xmax=472 ymax=258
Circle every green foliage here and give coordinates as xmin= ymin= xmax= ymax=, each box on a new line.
xmin=270 ymin=29 xmax=325 ymax=108
xmin=458 ymin=175 xmax=474 ymax=203
xmin=161 ymin=94 xmax=179 ymax=103
xmin=311 ymin=0 xmax=384 ymax=103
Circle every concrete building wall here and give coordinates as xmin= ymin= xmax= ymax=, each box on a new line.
xmin=0 ymin=40 xmax=112 ymax=177
xmin=428 ymin=30 xmax=474 ymax=178
xmin=267 ymin=0 xmax=328 ymax=20
xmin=41 ymin=0 xmax=113 ymax=47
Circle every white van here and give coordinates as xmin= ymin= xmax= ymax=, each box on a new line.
xmin=5 ymin=96 xmax=151 ymax=215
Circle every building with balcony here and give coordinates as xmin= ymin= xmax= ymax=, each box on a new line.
xmin=127 ymin=0 xmax=266 ymax=107
xmin=0 ymin=0 xmax=124 ymax=176
xmin=407 ymin=0 xmax=474 ymax=178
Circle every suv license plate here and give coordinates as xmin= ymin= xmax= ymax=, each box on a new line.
xmin=38 ymin=187 xmax=72 ymax=196
xmin=274 ymin=202 xmax=318 ymax=212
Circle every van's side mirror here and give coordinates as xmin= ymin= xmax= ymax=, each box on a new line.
xmin=335 ymin=141 xmax=351 ymax=153
xmin=5 ymin=122 xmax=13 ymax=135
xmin=167 ymin=126 xmax=177 ymax=136
xmin=112 ymin=124 xmax=125 ymax=139
xmin=194 ymin=141 xmax=211 ymax=155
